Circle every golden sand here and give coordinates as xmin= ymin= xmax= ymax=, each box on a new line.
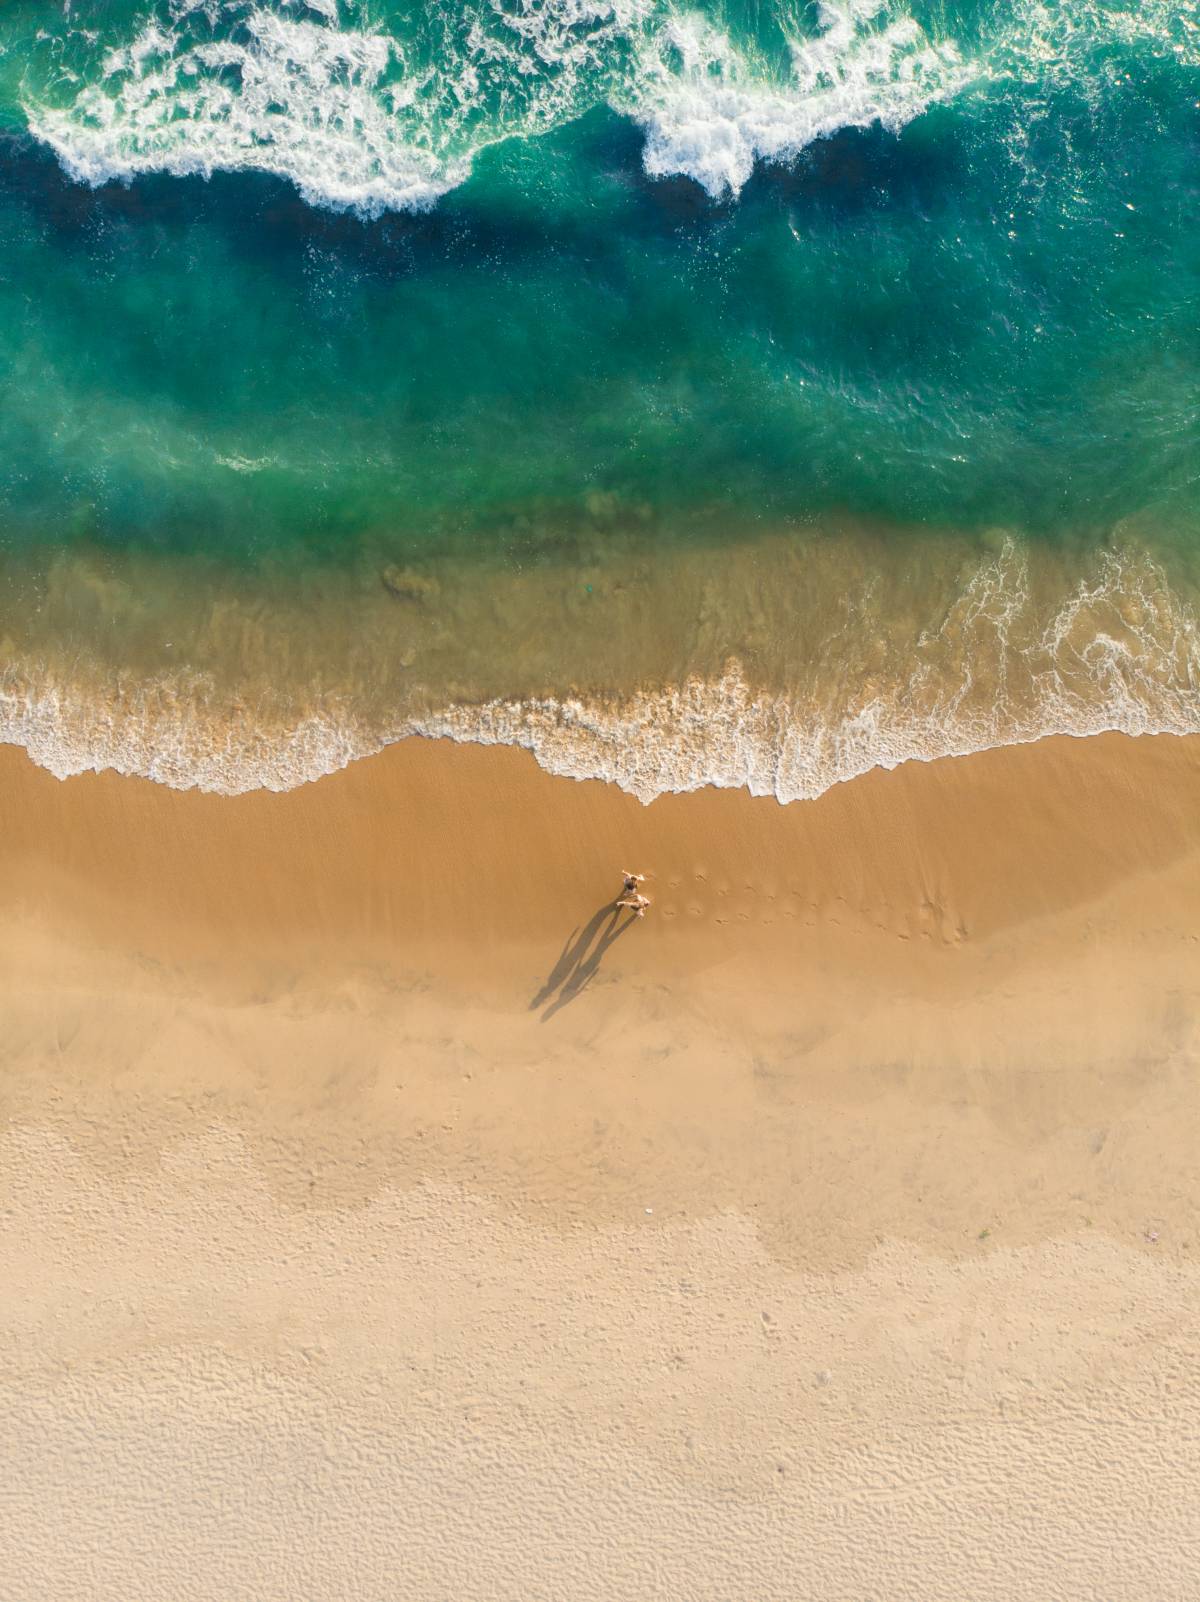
xmin=3 ymin=732 xmax=1200 ymax=1598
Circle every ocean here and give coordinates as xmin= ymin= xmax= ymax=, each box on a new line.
xmin=0 ymin=0 xmax=1197 ymax=798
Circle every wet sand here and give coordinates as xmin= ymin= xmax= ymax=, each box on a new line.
xmin=3 ymin=731 xmax=1200 ymax=1599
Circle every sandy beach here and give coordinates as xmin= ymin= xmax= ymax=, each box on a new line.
xmin=3 ymin=730 xmax=1200 ymax=1599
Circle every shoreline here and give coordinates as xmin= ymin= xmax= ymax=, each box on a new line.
xmin=2 ymin=529 xmax=1198 ymax=802
xmin=4 ymin=728 xmax=1200 ymax=1598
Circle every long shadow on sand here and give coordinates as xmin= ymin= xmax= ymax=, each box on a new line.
xmin=531 ymin=900 xmax=638 ymax=1021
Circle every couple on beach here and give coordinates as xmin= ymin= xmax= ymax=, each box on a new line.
xmin=618 ymin=870 xmax=650 ymax=918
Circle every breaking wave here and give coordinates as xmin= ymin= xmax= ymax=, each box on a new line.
xmin=626 ymin=3 xmax=970 ymax=198
xmin=20 ymin=0 xmax=973 ymax=215
xmin=17 ymin=0 xmax=1200 ymax=216
xmin=25 ymin=5 xmax=469 ymax=215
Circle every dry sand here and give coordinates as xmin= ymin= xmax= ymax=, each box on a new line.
xmin=2 ymin=731 xmax=1200 ymax=1599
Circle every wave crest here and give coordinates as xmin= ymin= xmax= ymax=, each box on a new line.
xmin=628 ymin=2 xmax=970 ymax=199
xmin=25 ymin=5 xmax=464 ymax=215
xmin=20 ymin=0 xmax=1200 ymax=215
xmin=20 ymin=0 xmax=968 ymax=214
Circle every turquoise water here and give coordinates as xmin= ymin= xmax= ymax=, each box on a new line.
xmin=0 ymin=1 xmax=1197 ymax=795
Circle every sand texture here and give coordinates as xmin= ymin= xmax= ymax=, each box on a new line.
xmin=2 ymin=731 xmax=1200 ymax=1599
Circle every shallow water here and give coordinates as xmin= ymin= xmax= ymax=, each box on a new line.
xmin=0 ymin=1 xmax=1197 ymax=795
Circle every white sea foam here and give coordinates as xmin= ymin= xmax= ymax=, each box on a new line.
xmin=416 ymin=566 xmax=1200 ymax=801
xmin=21 ymin=0 xmax=971 ymax=214
xmin=403 ymin=545 xmax=1200 ymax=801
xmin=26 ymin=5 xmax=466 ymax=216
xmin=627 ymin=1 xmax=972 ymax=198
xmin=20 ymin=0 xmax=1200 ymax=213
xmin=19 ymin=0 xmax=654 ymax=216
xmin=4 ymin=544 xmax=1199 ymax=802
xmin=0 ymin=668 xmax=373 ymax=793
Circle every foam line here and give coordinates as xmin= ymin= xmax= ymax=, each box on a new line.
xmin=3 ymin=545 xmax=1199 ymax=803
xmin=21 ymin=0 xmax=971 ymax=215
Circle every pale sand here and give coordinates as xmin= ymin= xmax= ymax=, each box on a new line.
xmin=3 ymin=732 xmax=1200 ymax=1599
